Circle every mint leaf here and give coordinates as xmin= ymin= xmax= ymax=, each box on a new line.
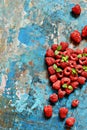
xmin=57 ymin=45 xmax=62 ymax=51
xmin=83 ymin=66 xmax=87 ymax=71
xmin=62 ymin=84 xmax=67 ymax=88
xmin=53 ymin=64 xmax=57 ymax=70
xmin=61 ymin=56 xmax=69 ymax=62
xmin=72 ymin=68 xmax=77 ymax=74
xmin=68 ymin=85 xmax=73 ymax=90
xmin=56 ymin=67 xmax=62 ymax=72
xmin=83 ymin=53 xmax=87 ymax=57
xmin=77 ymin=54 xmax=82 ymax=58
xmin=54 ymin=50 xmax=59 ymax=55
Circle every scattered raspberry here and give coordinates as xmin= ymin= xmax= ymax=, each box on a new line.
xmin=64 ymin=67 xmax=71 ymax=76
xmin=76 ymin=65 xmax=83 ymax=74
xmin=51 ymin=44 xmax=58 ymax=51
xmin=61 ymin=62 xmax=69 ymax=69
xmin=75 ymin=48 xmax=83 ymax=54
xmin=50 ymin=93 xmax=58 ymax=103
xmin=70 ymin=53 xmax=78 ymax=61
xmin=56 ymin=71 xmax=64 ymax=78
xmin=82 ymin=25 xmax=87 ymax=38
xmin=58 ymin=89 xmax=66 ymax=98
xmin=46 ymin=48 xmax=54 ymax=57
xmin=72 ymin=4 xmax=81 ymax=15
xmin=55 ymin=59 xmax=61 ymax=66
xmin=70 ymin=74 xmax=78 ymax=81
xmin=49 ymin=74 xmax=57 ymax=83
xmin=66 ymin=48 xmax=74 ymax=54
xmin=44 ymin=105 xmax=53 ymax=118
xmin=66 ymin=88 xmax=73 ymax=95
xmin=61 ymin=77 xmax=71 ymax=85
xmin=48 ymin=66 xmax=56 ymax=75
xmin=52 ymin=80 xmax=61 ymax=90
xmin=78 ymin=76 xmax=86 ymax=84
xmin=71 ymin=81 xmax=79 ymax=89
xmin=66 ymin=117 xmax=76 ymax=127
xmin=45 ymin=57 xmax=55 ymax=66
xmin=70 ymin=30 xmax=81 ymax=44
xmin=60 ymin=42 xmax=68 ymax=51
xmin=69 ymin=60 xmax=76 ymax=68
xmin=83 ymin=47 xmax=87 ymax=53
xmin=79 ymin=57 xmax=87 ymax=65
xmin=72 ymin=99 xmax=79 ymax=107
xmin=59 ymin=107 xmax=68 ymax=119
xmin=81 ymin=71 xmax=87 ymax=78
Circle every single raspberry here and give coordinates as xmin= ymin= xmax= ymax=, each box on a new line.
xmin=49 ymin=74 xmax=57 ymax=83
xmin=63 ymin=50 xmax=71 ymax=57
xmin=50 ymin=93 xmax=58 ymax=103
xmin=81 ymin=71 xmax=87 ymax=78
xmin=46 ymin=48 xmax=54 ymax=57
xmin=83 ymin=47 xmax=87 ymax=53
xmin=70 ymin=30 xmax=81 ymax=44
xmin=82 ymin=25 xmax=87 ymax=38
xmin=70 ymin=74 xmax=78 ymax=81
xmin=66 ymin=117 xmax=76 ymax=127
xmin=64 ymin=67 xmax=71 ymax=76
xmin=44 ymin=105 xmax=52 ymax=118
xmin=58 ymin=89 xmax=66 ymax=98
xmin=72 ymin=4 xmax=81 ymax=15
xmin=69 ymin=60 xmax=76 ymax=68
xmin=72 ymin=99 xmax=79 ymax=107
xmin=66 ymin=48 xmax=74 ymax=54
xmin=56 ymin=71 xmax=64 ymax=78
xmin=70 ymin=53 xmax=78 ymax=61
xmin=52 ymin=80 xmax=61 ymax=90
xmin=79 ymin=57 xmax=87 ymax=65
xmin=75 ymin=48 xmax=83 ymax=54
xmin=78 ymin=76 xmax=86 ymax=84
xmin=48 ymin=66 xmax=56 ymax=75
xmin=61 ymin=62 xmax=69 ymax=69
xmin=55 ymin=59 xmax=61 ymax=66
xmin=51 ymin=44 xmax=58 ymax=51
xmin=61 ymin=77 xmax=71 ymax=85
xmin=65 ymin=88 xmax=73 ymax=95
xmin=45 ymin=57 xmax=55 ymax=66
xmin=55 ymin=51 xmax=62 ymax=59
xmin=60 ymin=42 xmax=68 ymax=51
xmin=76 ymin=65 xmax=83 ymax=74
xmin=71 ymin=81 xmax=79 ymax=89
xmin=59 ymin=107 xmax=68 ymax=119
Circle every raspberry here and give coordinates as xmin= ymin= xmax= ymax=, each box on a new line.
xmin=66 ymin=117 xmax=76 ymax=127
xmin=72 ymin=99 xmax=79 ymax=107
xmin=50 ymin=93 xmax=58 ymax=103
xmin=70 ymin=30 xmax=81 ymax=44
xmin=81 ymin=71 xmax=87 ymax=78
xmin=64 ymin=67 xmax=71 ymax=76
xmin=72 ymin=4 xmax=81 ymax=15
xmin=60 ymin=42 xmax=68 ymax=51
xmin=52 ymin=80 xmax=61 ymax=90
xmin=75 ymin=48 xmax=83 ymax=54
xmin=66 ymin=48 xmax=74 ymax=54
xmin=58 ymin=89 xmax=66 ymax=98
xmin=45 ymin=57 xmax=55 ymax=66
xmin=46 ymin=48 xmax=54 ymax=57
xmin=55 ymin=59 xmax=61 ymax=66
xmin=83 ymin=47 xmax=87 ymax=53
xmin=48 ymin=66 xmax=56 ymax=75
xmin=49 ymin=74 xmax=57 ymax=83
xmin=59 ymin=107 xmax=68 ymax=119
xmin=51 ymin=44 xmax=58 ymax=51
xmin=61 ymin=62 xmax=69 ymax=69
xmin=71 ymin=81 xmax=79 ymax=89
xmin=70 ymin=53 xmax=78 ymax=61
xmin=79 ymin=57 xmax=87 ymax=65
xmin=56 ymin=71 xmax=64 ymax=78
xmin=55 ymin=51 xmax=62 ymax=59
xmin=78 ymin=76 xmax=86 ymax=84
xmin=70 ymin=74 xmax=78 ymax=81
xmin=44 ymin=105 xmax=52 ymax=118
xmin=76 ymin=65 xmax=83 ymax=74
xmin=82 ymin=25 xmax=87 ymax=38
xmin=69 ymin=60 xmax=76 ymax=68
xmin=63 ymin=50 xmax=71 ymax=57
xmin=65 ymin=88 xmax=73 ymax=95
xmin=61 ymin=77 xmax=71 ymax=85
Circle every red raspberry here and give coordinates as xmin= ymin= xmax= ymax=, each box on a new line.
xmin=64 ymin=67 xmax=71 ymax=76
xmin=52 ymin=80 xmax=61 ymax=90
xmin=56 ymin=71 xmax=64 ymax=78
xmin=83 ymin=47 xmax=87 ymax=53
xmin=82 ymin=25 xmax=87 ymax=38
xmin=70 ymin=74 xmax=78 ymax=81
xmin=59 ymin=107 xmax=68 ymax=119
xmin=78 ymin=76 xmax=86 ymax=84
xmin=79 ymin=57 xmax=87 ymax=65
xmin=60 ymin=42 xmax=68 ymax=51
xmin=44 ymin=105 xmax=52 ymax=118
xmin=66 ymin=48 xmax=74 ymax=54
xmin=69 ymin=60 xmax=76 ymax=68
xmin=75 ymin=48 xmax=83 ymax=54
xmin=61 ymin=62 xmax=69 ymax=69
xmin=55 ymin=59 xmax=61 ymax=66
xmin=71 ymin=81 xmax=79 ymax=89
xmin=72 ymin=4 xmax=81 ymax=15
xmin=61 ymin=77 xmax=71 ymax=85
xmin=70 ymin=53 xmax=78 ymax=61
xmin=58 ymin=89 xmax=66 ymax=98
xmin=46 ymin=48 xmax=54 ymax=57
xmin=70 ymin=30 xmax=81 ymax=44
xmin=49 ymin=74 xmax=57 ymax=83
xmin=81 ymin=71 xmax=87 ymax=78
xmin=63 ymin=50 xmax=70 ymax=57
xmin=66 ymin=117 xmax=76 ymax=127
xmin=76 ymin=65 xmax=83 ymax=74
xmin=72 ymin=99 xmax=79 ymax=107
xmin=51 ymin=44 xmax=58 ymax=51
xmin=65 ymin=88 xmax=73 ymax=95
xmin=45 ymin=57 xmax=55 ymax=66
xmin=55 ymin=51 xmax=62 ymax=59
xmin=50 ymin=93 xmax=58 ymax=103
xmin=48 ymin=66 xmax=56 ymax=75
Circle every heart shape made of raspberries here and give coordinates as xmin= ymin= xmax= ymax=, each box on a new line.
xmin=45 ymin=42 xmax=87 ymax=97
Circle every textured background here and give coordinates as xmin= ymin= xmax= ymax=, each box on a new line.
xmin=0 ymin=0 xmax=87 ymax=130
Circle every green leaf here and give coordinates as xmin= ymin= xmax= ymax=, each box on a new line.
xmin=54 ymin=50 xmax=59 ymax=55
xmin=53 ymin=64 xmax=57 ymax=70
xmin=77 ymin=54 xmax=82 ymax=58
xmin=72 ymin=68 xmax=77 ymax=74
xmin=62 ymin=84 xmax=67 ymax=88
xmin=83 ymin=66 xmax=87 ymax=71
xmin=83 ymin=53 xmax=87 ymax=57
xmin=57 ymin=45 xmax=62 ymax=51
xmin=68 ymin=85 xmax=73 ymax=90
xmin=56 ymin=67 xmax=62 ymax=72
xmin=61 ymin=56 xmax=69 ymax=62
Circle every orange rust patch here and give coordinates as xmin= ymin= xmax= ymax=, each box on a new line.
xmin=29 ymin=61 xmax=34 ymax=66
